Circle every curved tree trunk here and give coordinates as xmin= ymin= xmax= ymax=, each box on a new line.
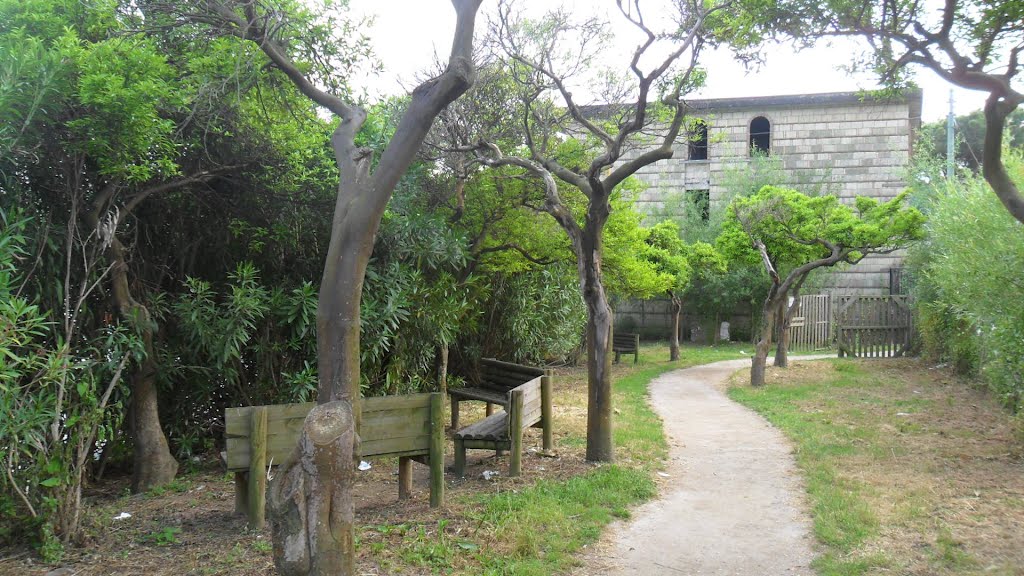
xmin=773 ymin=298 xmax=789 ymax=369
xmin=249 ymin=3 xmax=484 ymax=573
xmin=669 ymin=294 xmax=681 ymax=361
xmin=751 ymin=287 xmax=780 ymax=388
xmin=107 ymin=239 xmax=178 ymax=492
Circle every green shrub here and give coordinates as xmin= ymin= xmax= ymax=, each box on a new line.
xmin=908 ymin=149 xmax=1024 ymax=411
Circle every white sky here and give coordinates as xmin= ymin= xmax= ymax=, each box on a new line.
xmin=348 ymin=0 xmax=992 ymax=123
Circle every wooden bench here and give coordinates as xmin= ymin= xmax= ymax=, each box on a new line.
xmin=613 ymin=332 xmax=640 ymax=364
xmin=448 ymin=358 xmax=549 ymax=430
xmin=224 ymin=392 xmax=444 ymax=528
xmin=453 ymin=372 xmax=552 ymax=477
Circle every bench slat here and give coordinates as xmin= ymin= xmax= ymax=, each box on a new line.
xmin=360 ymin=409 xmax=431 ymax=442
xmin=225 ymin=403 xmax=315 ymax=436
xmin=455 ymin=413 xmax=508 ymax=441
xmin=481 ymin=358 xmax=545 ymax=376
xmin=449 ymin=387 xmax=507 ymax=405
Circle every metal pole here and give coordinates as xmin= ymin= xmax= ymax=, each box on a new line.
xmin=946 ymin=89 xmax=955 ymax=179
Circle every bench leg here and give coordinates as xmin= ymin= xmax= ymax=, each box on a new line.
xmin=451 ymin=398 xmax=460 ymax=430
xmin=485 ymin=402 xmax=493 ymax=417
xmin=429 ymin=455 xmax=443 ymax=509
xmin=509 ymin=389 xmax=524 ymax=477
xmin=454 ymin=438 xmax=466 ymax=477
xmin=398 ymin=456 xmax=413 ymax=500
xmin=614 ymin=350 xmax=621 ymax=364
xmin=633 ymin=351 xmax=638 ymax=364
xmin=234 ymin=472 xmax=249 ymax=516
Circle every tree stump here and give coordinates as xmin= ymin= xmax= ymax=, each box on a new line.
xmin=267 ymin=400 xmax=357 ymax=576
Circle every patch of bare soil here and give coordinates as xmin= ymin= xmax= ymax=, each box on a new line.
xmin=743 ymin=359 xmax=1024 ymax=575
xmin=1 ymin=358 xmax=659 ymax=576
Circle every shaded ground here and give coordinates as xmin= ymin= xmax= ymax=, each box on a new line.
xmin=0 ymin=407 xmax=590 ymax=576
xmin=580 ymin=357 xmax=824 ymax=575
xmin=3 ymin=343 xmax=716 ymax=576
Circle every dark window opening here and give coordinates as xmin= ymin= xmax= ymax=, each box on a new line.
xmin=688 ymin=189 xmax=710 ymax=222
xmin=688 ymin=119 xmax=708 ymax=160
xmin=889 ymin=268 xmax=905 ymax=295
xmin=750 ymin=116 xmax=771 ymax=155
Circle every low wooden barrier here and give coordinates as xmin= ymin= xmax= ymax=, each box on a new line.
xmin=225 ymin=392 xmax=444 ymax=528
xmin=613 ymin=332 xmax=640 ymax=364
xmin=452 ymin=373 xmax=551 ymax=477
xmin=449 ymin=358 xmax=550 ymax=431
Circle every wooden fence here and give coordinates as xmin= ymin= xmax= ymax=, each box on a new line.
xmin=788 ymin=294 xmax=833 ymax=351
xmin=836 ymin=295 xmax=912 ymax=358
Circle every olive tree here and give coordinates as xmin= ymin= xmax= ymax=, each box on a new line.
xmin=717 ymin=186 xmax=925 ymax=386
xmin=471 ymin=0 xmax=743 ymax=462
xmin=171 ymin=1 xmax=484 ymax=573
xmin=642 ymin=221 xmax=725 ymax=361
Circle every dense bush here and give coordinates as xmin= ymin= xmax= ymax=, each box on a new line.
xmin=464 ymin=265 xmax=587 ymax=366
xmin=907 ymin=150 xmax=1024 ymax=411
xmin=0 ymin=210 xmax=138 ymax=558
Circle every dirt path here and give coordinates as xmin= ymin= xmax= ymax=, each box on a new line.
xmin=586 ymin=357 xmax=827 ymax=575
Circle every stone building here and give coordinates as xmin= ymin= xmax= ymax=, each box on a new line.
xmin=631 ymin=89 xmax=922 ymax=294
xmin=616 ymin=90 xmax=923 ymax=340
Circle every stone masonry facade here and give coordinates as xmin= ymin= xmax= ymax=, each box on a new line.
xmin=628 ymin=90 xmax=923 ymax=295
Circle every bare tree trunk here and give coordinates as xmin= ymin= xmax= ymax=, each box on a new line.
xmin=751 ymin=288 xmax=779 ymax=388
xmin=267 ymin=401 xmax=355 ymax=575
xmin=669 ymin=294 xmax=681 ymax=361
xmin=579 ymin=220 xmax=614 ymax=463
xmin=773 ymin=298 xmax=789 ymax=368
xmin=224 ymin=2 xmax=485 ymax=573
xmin=106 ymin=239 xmax=178 ymax=492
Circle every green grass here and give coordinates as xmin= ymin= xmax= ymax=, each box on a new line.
xmin=359 ymin=342 xmax=749 ymax=575
xmin=457 ymin=342 xmax=750 ymax=575
xmin=729 ymin=361 xmax=886 ymax=575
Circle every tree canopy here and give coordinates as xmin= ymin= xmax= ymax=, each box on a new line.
xmin=718 ymin=186 xmax=925 ymax=385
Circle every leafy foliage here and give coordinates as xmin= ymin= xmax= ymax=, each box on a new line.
xmin=907 ymin=150 xmax=1024 ymax=411
xmin=0 ymin=209 xmax=139 ymax=556
xmin=918 ymin=109 xmax=1024 ymax=173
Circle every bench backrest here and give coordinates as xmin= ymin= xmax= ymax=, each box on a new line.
xmin=225 ymin=393 xmax=437 ymax=471
xmin=613 ymin=332 xmax=639 ymax=351
xmin=512 ymin=376 xmax=545 ymax=429
xmin=479 ymin=358 xmax=546 ymax=394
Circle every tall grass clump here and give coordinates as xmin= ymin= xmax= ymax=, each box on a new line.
xmin=907 ymin=149 xmax=1024 ymax=411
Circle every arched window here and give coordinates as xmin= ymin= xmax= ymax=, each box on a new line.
xmin=749 ymin=116 xmax=771 ymax=155
xmin=688 ymin=119 xmax=708 ymax=160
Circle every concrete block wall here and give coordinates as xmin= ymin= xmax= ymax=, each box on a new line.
xmin=625 ymin=91 xmax=921 ymax=296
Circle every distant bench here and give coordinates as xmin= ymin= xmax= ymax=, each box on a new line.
xmin=453 ymin=369 xmax=552 ymax=477
xmin=613 ymin=332 xmax=640 ymax=364
xmin=224 ymin=392 xmax=444 ymax=528
xmin=448 ymin=358 xmax=550 ymax=429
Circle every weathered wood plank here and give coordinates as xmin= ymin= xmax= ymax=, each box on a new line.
xmin=449 ymin=387 xmax=507 ymax=405
xmin=362 ymin=436 xmax=431 ymax=457
xmin=248 ymin=407 xmax=267 ymax=529
xmin=429 ymin=392 xmax=444 ymax=508
xmin=359 ymin=409 xmax=431 ymax=442
xmin=456 ymin=413 xmax=508 ymax=440
xmin=541 ymin=374 xmax=553 ymax=451
xmin=398 ymin=457 xmax=412 ymax=500
xmin=481 ymin=358 xmax=545 ymax=376
xmin=362 ymin=393 xmax=433 ymax=413
xmin=225 ymin=403 xmax=315 ymax=436
xmin=509 ymin=389 xmax=523 ymax=477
